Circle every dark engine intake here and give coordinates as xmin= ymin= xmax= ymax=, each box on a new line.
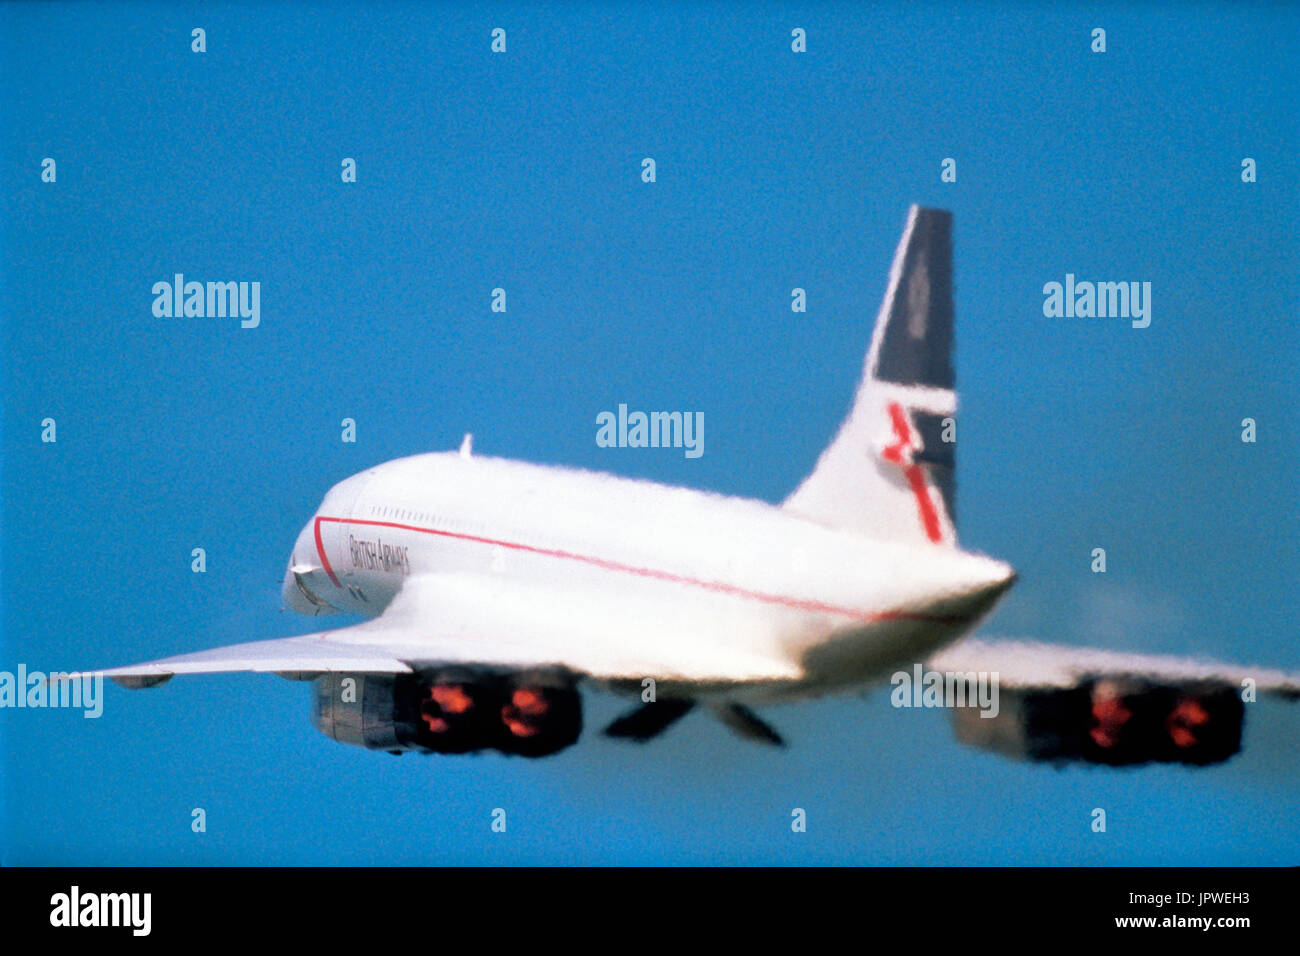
xmin=312 ymin=669 xmax=582 ymax=758
xmin=950 ymin=676 xmax=1244 ymax=767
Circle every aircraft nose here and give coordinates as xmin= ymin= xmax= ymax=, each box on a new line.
xmin=282 ymin=555 xmax=338 ymax=615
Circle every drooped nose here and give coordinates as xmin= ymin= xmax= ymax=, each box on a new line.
xmin=282 ymin=550 xmax=339 ymax=616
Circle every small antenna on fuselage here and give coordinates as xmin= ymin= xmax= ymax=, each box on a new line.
xmin=459 ymin=433 xmax=473 ymax=458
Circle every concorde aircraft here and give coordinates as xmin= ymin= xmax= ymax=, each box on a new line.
xmin=91 ymin=207 xmax=1300 ymax=763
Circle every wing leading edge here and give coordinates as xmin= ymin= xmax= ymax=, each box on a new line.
xmin=99 ymin=635 xmax=414 ymax=688
xmin=928 ymin=638 xmax=1300 ymax=699
xmin=93 ymin=572 xmax=803 ymax=690
xmin=927 ymin=638 xmax=1299 ymax=767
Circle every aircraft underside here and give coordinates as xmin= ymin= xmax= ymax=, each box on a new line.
xmin=311 ymin=666 xmax=790 ymax=758
xmin=313 ymin=668 xmax=585 ymax=758
xmin=309 ymin=662 xmax=1255 ymax=766
xmin=312 ymin=660 xmax=803 ymax=756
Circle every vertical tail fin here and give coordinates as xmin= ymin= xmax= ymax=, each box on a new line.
xmin=783 ymin=206 xmax=958 ymax=546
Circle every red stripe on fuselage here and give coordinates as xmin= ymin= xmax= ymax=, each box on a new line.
xmin=315 ymin=516 xmax=341 ymax=587
xmin=311 ymin=514 xmax=967 ymax=626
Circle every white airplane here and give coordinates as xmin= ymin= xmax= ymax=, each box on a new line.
xmin=94 ymin=206 xmax=1300 ymax=762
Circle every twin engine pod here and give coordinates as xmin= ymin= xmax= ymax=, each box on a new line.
xmin=312 ymin=668 xmax=582 ymax=758
xmin=950 ymin=676 xmax=1245 ymax=767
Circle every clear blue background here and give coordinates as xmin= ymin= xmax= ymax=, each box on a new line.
xmin=2 ymin=2 xmax=1296 ymax=865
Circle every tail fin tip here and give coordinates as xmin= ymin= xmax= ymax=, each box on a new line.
xmin=783 ymin=205 xmax=958 ymax=546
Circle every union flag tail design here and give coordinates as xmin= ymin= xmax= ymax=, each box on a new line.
xmin=783 ymin=206 xmax=958 ymax=547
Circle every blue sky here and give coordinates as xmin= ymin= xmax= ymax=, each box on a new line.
xmin=2 ymin=2 xmax=1297 ymax=865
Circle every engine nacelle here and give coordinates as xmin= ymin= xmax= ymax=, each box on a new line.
xmin=312 ymin=673 xmax=421 ymax=752
xmin=311 ymin=670 xmax=582 ymax=757
xmin=950 ymin=677 xmax=1244 ymax=767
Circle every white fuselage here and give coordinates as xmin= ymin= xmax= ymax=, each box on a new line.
xmin=282 ymin=452 xmax=1016 ymax=698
